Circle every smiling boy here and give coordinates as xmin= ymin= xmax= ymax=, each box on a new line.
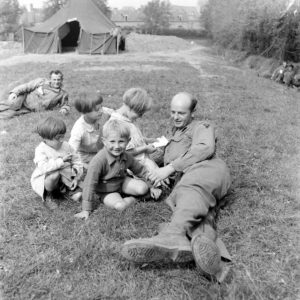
xmin=75 ymin=119 xmax=152 ymax=219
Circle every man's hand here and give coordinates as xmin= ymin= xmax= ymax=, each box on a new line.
xmin=74 ymin=211 xmax=90 ymax=220
xmin=148 ymin=165 xmax=175 ymax=187
xmin=8 ymin=93 xmax=17 ymax=102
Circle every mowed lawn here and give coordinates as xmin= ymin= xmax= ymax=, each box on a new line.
xmin=0 ymin=44 xmax=299 ymax=300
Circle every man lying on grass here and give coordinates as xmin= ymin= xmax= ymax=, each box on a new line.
xmin=0 ymin=70 xmax=70 ymax=119
xmin=121 ymin=92 xmax=232 ymax=281
xmin=75 ymin=119 xmax=156 ymax=219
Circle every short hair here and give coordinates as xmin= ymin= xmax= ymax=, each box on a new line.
xmin=177 ymin=92 xmax=197 ymax=112
xmin=36 ymin=117 xmax=66 ymax=140
xmin=74 ymin=92 xmax=103 ymax=114
xmin=103 ymin=119 xmax=130 ymax=140
xmin=190 ymin=96 xmax=197 ymax=112
xmin=49 ymin=70 xmax=63 ymax=80
xmin=123 ymin=87 xmax=152 ymax=116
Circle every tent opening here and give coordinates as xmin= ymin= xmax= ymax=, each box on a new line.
xmin=61 ymin=21 xmax=80 ymax=52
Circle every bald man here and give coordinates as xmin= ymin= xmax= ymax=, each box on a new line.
xmin=121 ymin=92 xmax=232 ymax=279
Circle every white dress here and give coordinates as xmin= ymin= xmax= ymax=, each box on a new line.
xmin=31 ymin=141 xmax=83 ymax=200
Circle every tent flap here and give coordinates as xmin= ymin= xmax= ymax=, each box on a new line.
xmin=24 ymin=29 xmax=59 ymax=54
xmin=78 ymin=31 xmax=117 ymax=54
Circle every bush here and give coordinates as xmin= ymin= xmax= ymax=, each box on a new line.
xmin=202 ymin=0 xmax=300 ymax=62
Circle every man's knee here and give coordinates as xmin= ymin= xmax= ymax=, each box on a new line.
xmin=7 ymin=94 xmax=26 ymax=110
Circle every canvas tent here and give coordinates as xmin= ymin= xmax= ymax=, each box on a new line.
xmin=23 ymin=0 xmax=117 ymax=54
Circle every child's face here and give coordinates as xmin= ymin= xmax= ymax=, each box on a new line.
xmin=85 ymin=104 xmax=103 ymax=122
xmin=103 ymin=132 xmax=129 ymax=157
xmin=45 ymin=134 xmax=65 ymax=150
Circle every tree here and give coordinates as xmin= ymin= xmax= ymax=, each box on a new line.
xmin=142 ymin=0 xmax=171 ymax=34
xmin=42 ymin=0 xmax=111 ymax=21
xmin=92 ymin=0 xmax=111 ymax=18
xmin=0 ymin=0 xmax=22 ymax=34
xmin=42 ymin=0 xmax=66 ymax=21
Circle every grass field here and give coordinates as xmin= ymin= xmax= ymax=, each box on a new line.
xmin=0 ymin=41 xmax=299 ymax=300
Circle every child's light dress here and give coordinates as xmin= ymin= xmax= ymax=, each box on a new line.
xmin=31 ymin=141 xmax=83 ymax=200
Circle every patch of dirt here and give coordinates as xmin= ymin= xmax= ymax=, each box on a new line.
xmin=0 ymin=41 xmax=22 ymax=60
xmin=0 ymin=34 xmax=196 ymax=66
xmin=74 ymin=64 xmax=170 ymax=72
xmin=126 ymin=32 xmax=194 ymax=53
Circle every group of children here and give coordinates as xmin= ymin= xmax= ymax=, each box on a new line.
xmin=31 ymin=88 xmax=163 ymax=218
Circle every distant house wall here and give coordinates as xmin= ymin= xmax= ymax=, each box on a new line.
xmin=112 ymin=5 xmax=203 ymax=30
xmin=169 ymin=21 xmax=203 ymax=30
xmin=114 ymin=20 xmax=203 ymax=30
xmin=114 ymin=21 xmax=144 ymax=28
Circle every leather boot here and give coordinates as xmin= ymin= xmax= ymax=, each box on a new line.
xmin=191 ymin=222 xmax=221 ymax=277
xmin=121 ymin=232 xmax=193 ymax=263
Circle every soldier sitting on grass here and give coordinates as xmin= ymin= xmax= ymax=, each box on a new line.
xmin=75 ymin=119 xmax=156 ymax=220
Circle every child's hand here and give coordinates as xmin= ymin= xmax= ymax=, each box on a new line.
xmin=146 ymin=137 xmax=158 ymax=144
xmin=145 ymin=144 xmax=156 ymax=154
xmin=70 ymin=178 xmax=78 ymax=190
xmin=62 ymin=153 xmax=72 ymax=162
xmin=74 ymin=211 xmax=90 ymax=220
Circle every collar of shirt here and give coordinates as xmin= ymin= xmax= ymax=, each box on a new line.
xmin=43 ymin=82 xmax=61 ymax=93
xmin=111 ymin=112 xmax=132 ymax=123
xmin=81 ymin=116 xmax=99 ymax=132
xmin=103 ymin=148 xmax=127 ymax=166
xmin=171 ymin=120 xmax=193 ymax=136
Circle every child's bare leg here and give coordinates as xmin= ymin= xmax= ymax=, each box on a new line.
xmin=123 ymin=196 xmax=136 ymax=207
xmin=44 ymin=171 xmax=60 ymax=192
xmin=103 ymin=193 xmax=129 ymax=211
xmin=122 ymin=177 xmax=149 ymax=196
xmin=71 ymin=192 xmax=82 ymax=202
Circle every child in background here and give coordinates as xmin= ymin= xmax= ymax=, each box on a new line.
xmin=69 ymin=92 xmax=113 ymax=168
xmin=75 ymin=119 xmax=153 ymax=220
xmin=109 ymin=87 xmax=162 ymax=199
xmin=31 ymin=117 xmax=83 ymax=210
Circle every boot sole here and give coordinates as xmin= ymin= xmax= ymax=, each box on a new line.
xmin=121 ymin=240 xmax=193 ymax=263
xmin=191 ymin=235 xmax=221 ymax=276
